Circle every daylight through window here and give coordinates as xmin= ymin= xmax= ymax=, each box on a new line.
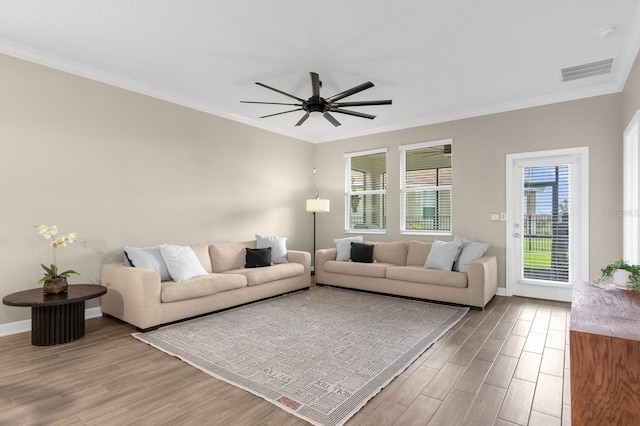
xmin=400 ymin=140 xmax=453 ymax=234
xmin=344 ymin=149 xmax=387 ymax=232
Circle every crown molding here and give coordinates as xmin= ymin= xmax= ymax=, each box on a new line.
xmin=308 ymin=82 xmax=621 ymax=143
xmin=0 ymin=39 xmax=628 ymax=145
xmin=0 ymin=39 xmax=310 ymax=142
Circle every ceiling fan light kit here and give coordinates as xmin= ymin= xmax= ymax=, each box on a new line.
xmin=241 ymin=72 xmax=392 ymax=127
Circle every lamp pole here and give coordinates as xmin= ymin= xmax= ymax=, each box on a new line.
xmin=306 ymin=193 xmax=330 ymax=275
xmin=312 ymin=211 xmax=318 ymax=269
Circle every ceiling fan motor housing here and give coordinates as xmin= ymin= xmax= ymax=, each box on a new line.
xmin=305 ymin=96 xmax=330 ymax=113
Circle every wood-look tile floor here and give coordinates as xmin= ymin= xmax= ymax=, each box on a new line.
xmin=0 ymin=294 xmax=571 ymax=425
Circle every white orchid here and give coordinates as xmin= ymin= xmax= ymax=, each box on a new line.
xmin=38 ymin=225 xmax=58 ymax=239
xmin=36 ymin=225 xmax=83 ymax=283
xmin=50 ymin=233 xmax=79 ymax=248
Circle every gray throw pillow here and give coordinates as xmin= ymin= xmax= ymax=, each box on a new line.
xmin=424 ymin=239 xmax=463 ymax=271
xmin=453 ymin=236 xmax=489 ymax=272
xmin=334 ymin=236 xmax=363 ymax=261
xmin=255 ymin=234 xmax=288 ymax=264
xmin=123 ymin=244 xmax=172 ymax=282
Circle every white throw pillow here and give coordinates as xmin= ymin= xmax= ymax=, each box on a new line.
xmin=256 ymin=234 xmax=288 ymax=264
xmin=424 ymin=239 xmax=463 ymax=271
xmin=160 ymin=245 xmax=209 ymax=282
xmin=334 ymin=236 xmax=363 ymax=261
xmin=123 ymin=244 xmax=171 ymax=282
xmin=453 ymin=236 xmax=490 ymax=272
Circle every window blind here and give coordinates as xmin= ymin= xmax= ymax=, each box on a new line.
xmin=522 ymin=165 xmax=571 ymax=283
xmin=400 ymin=141 xmax=452 ymax=234
xmin=345 ymin=150 xmax=387 ymax=231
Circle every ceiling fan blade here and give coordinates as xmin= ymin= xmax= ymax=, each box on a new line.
xmin=311 ymin=72 xmax=321 ymax=98
xmin=295 ymin=112 xmax=310 ymax=126
xmin=331 ymin=100 xmax=392 ymax=107
xmin=259 ymin=108 xmax=303 ymax=118
xmin=241 ymin=101 xmax=302 ymax=106
xmin=323 ymin=112 xmax=341 ymax=127
xmin=327 ymin=81 xmax=374 ymax=102
xmin=329 ymin=108 xmax=376 ymax=120
xmin=255 ymin=82 xmax=305 ymax=102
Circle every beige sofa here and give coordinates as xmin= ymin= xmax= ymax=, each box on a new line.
xmin=315 ymin=240 xmax=497 ymax=309
xmin=101 ymin=241 xmax=311 ymax=331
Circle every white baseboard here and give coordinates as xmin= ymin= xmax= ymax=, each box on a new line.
xmin=0 ymin=306 xmax=102 ymax=337
xmin=496 ymin=287 xmax=507 ymax=296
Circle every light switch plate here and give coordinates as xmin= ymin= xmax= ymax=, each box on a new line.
xmin=490 ymin=213 xmax=500 ymax=221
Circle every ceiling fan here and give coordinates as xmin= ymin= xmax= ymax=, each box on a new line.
xmin=241 ymin=72 xmax=392 ymax=127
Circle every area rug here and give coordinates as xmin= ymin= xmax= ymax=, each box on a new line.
xmin=133 ymin=286 xmax=469 ymax=426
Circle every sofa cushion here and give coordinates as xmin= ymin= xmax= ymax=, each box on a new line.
xmin=351 ymin=242 xmax=374 ymax=263
xmin=386 ymin=266 xmax=468 ymax=288
xmin=191 ymin=244 xmax=213 ymax=273
xmin=334 ymin=236 xmax=363 ymax=261
xmin=210 ymin=241 xmax=256 ymax=272
xmin=406 ymin=241 xmax=432 ymax=266
xmin=453 ymin=237 xmax=489 ymax=273
xmin=245 ymin=247 xmax=272 ymax=268
xmin=323 ymin=260 xmax=389 ymax=278
xmin=372 ymin=241 xmax=408 ymax=265
xmin=425 ymin=240 xmax=463 ymax=271
xmin=160 ymin=273 xmax=248 ymax=302
xmin=226 ymin=263 xmax=304 ymax=286
xmin=256 ymin=234 xmax=288 ymax=264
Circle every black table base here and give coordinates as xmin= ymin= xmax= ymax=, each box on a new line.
xmin=32 ymin=301 xmax=85 ymax=346
xmin=3 ymin=284 xmax=107 ymax=346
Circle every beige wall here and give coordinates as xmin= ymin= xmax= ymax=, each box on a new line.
xmin=2 ymin=48 xmax=638 ymax=326
xmin=313 ymin=93 xmax=624 ymax=289
xmin=0 ymin=54 xmax=315 ymax=325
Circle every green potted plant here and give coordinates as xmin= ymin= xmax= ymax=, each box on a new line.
xmin=601 ymin=260 xmax=640 ymax=291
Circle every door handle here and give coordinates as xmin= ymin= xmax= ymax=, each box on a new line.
xmin=513 ymin=233 xmax=521 ymax=238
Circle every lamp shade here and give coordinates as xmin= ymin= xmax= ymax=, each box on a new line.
xmin=306 ymin=198 xmax=330 ymax=213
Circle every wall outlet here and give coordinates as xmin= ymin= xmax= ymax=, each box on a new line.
xmin=501 ymin=212 xmax=506 ymax=221
xmin=490 ymin=213 xmax=500 ymax=221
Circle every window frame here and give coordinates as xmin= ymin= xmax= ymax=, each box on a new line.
xmin=344 ymin=148 xmax=388 ymax=234
xmin=624 ymin=110 xmax=640 ymax=264
xmin=399 ymin=139 xmax=453 ymax=236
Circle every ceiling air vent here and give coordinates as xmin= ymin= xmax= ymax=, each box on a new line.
xmin=561 ymin=58 xmax=613 ymax=82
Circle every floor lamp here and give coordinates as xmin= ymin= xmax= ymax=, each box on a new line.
xmin=306 ymin=193 xmax=330 ymax=274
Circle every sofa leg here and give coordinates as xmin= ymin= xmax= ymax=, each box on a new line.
xmin=136 ymin=325 xmax=160 ymax=333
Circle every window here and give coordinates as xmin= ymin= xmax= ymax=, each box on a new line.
xmin=400 ymin=139 xmax=452 ymax=234
xmin=344 ymin=149 xmax=387 ymax=232
xmin=522 ymin=164 xmax=570 ymax=282
xmin=624 ymin=111 xmax=640 ymax=264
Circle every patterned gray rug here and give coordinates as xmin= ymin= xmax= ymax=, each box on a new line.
xmin=133 ymin=286 xmax=469 ymax=426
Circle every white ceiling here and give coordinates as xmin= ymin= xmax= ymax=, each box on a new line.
xmin=1 ymin=1 xmax=640 ymax=143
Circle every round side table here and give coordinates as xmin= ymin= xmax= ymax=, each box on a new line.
xmin=3 ymin=284 xmax=107 ymax=346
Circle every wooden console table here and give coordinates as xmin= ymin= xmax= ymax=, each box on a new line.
xmin=3 ymin=284 xmax=107 ymax=346
xmin=570 ymin=281 xmax=640 ymax=425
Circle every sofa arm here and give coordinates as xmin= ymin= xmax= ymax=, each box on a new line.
xmin=287 ymin=250 xmax=311 ymax=277
xmin=467 ymin=255 xmax=498 ymax=308
xmin=315 ymin=248 xmax=337 ymax=283
xmin=100 ymin=263 xmax=163 ymax=330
